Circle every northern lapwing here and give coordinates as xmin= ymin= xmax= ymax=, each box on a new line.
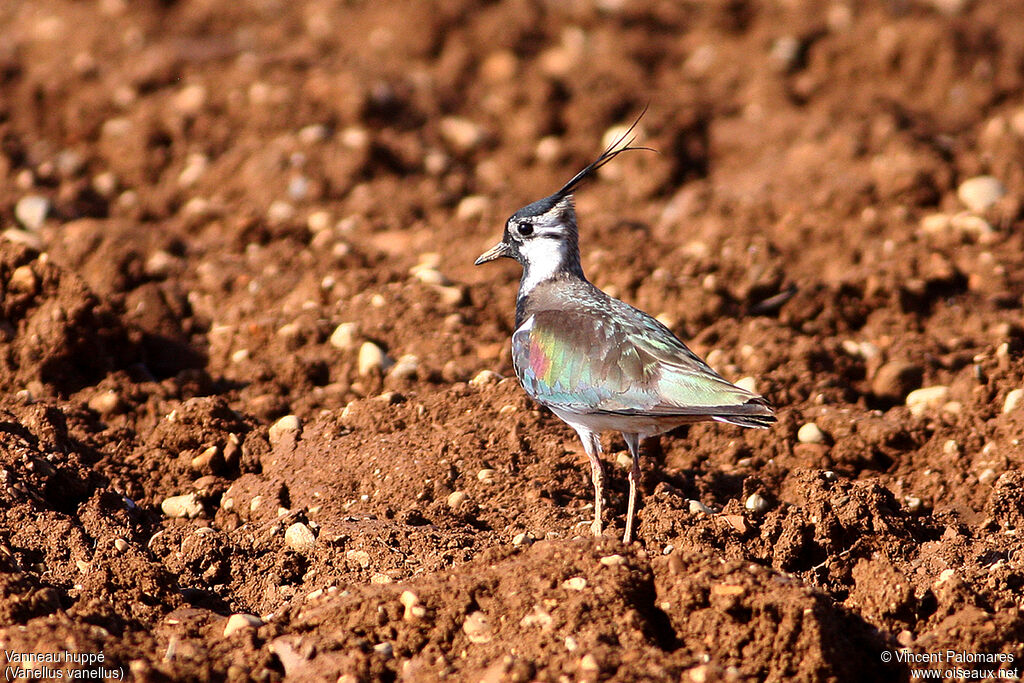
xmin=475 ymin=118 xmax=776 ymax=544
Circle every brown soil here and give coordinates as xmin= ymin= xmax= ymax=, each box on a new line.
xmin=1 ymin=0 xmax=1023 ymax=680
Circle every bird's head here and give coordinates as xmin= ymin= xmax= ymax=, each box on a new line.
xmin=475 ymin=111 xmax=652 ymax=290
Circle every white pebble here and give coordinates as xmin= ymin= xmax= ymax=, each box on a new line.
xmin=744 ymin=493 xmax=769 ymax=513
xmin=477 ymin=468 xmax=496 ymax=482
xmin=599 ymin=554 xmax=626 ymax=567
xmin=389 ymin=354 xmax=419 ymax=380
xmin=329 ymin=322 xmax=359 ymax=350
xmin=1003 ymin=388 xmax=1024 ymax=414
xmin=372 ymin=642 xmax=393 ymax=659
xmin=797 ymin=422 xmax=827 ymax=444
xmin=688 ymin=500 xmax=714 ymax=515
xmin=161 ymin=493 xmax=203 ymax=519
xmin=223 ymin=613 xmax=263 ymax=637
xmin=268 ymin=415 xmax=301 ymax=444
xmin=358 ymin=341 xmax=393 ymax=375
xmin=957 ymin=175 xmax=1006 ymax=212
xmin=412 ymin=267 xmax=450 ymax=286
xmin=284 ymin=522 xmax=316 ymax=552
xmin=562 ymin=577 xmax=587 ymax=591
xmin=439 ymin=117 xmax=485 ymax=153
xmin=469 ymin=369 xmax=501 ymax=386
xmin=174 ymin=84 xmax=207 ymax=115
xmin=456 ymin=195 xmax=490 ymax=221
xmin=905 ymin=385 xmax=950 ymax=416
xmin=15 ymin=196 xmax=50 ymax=231
xmin=446 ymin=491 xmax=468 ymax=508
xmin=462 ymin=611 xmax=492 ymax=643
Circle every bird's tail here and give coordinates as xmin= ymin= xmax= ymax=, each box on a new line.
xmin=711 ymin=397 xmax=776 ymax=429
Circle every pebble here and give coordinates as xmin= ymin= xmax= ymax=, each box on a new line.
xmin=161 ymin=493 xmax=203 ymax=519
xmin=512 ymin=532 xmax=533 ymax=546
xmin=768 ymin=35 xmax=802 ymax=72
xmin=329 ymin=322 xmax=359 ymax=350
xmin=2 ymin=228 xmax=43 ymax=250
xmin=439 ymin=116 xmax=485 ymax=153
xmin=797 ymin=422 xmax=828 ymax=445
xmin=358 ymin=341 xmax=393 ymax=375
xmin=905 ymin=385 xmax=950 ymax=416
xmin=562 ymin=577 xmax=587 ymax=591
xmin=268 ymin=415 xmax=301 ymax=444
xmin=346 ymin=549 xmax=371 ymax=568
xmin=446 ymin=491 xmax=468 ymax=509
xmin=957 ymin=175 xmax=1005 ymax=212
xmin=15 ymin=196 xmax=50 ymax=231
xmin=306 ymin=210 xmax=331 ymax=233
xmin=463 ymin=611 xmax=492 ymax=643
xmin=734 ymin=376 xmax=757 ymax=393
xmin=1003 ymin=388 xmax=1023 ymax=414
xmin=689 ymin=500 xmax=714 ymax=515
xmin=400 ymin=591 xmax=427 ymax=620
xmin=113 ymin=538 xmax=129 ymax=553
xmin=9 ymin=265 xmax=37 ymax=293
xmin=579 ymin=654 xmax=600 ymax=673
xmin=284 ymin=522 xmax=316 ymax=552
xmin=599 ymin=554 xmax=626 ymax=567
xmin=87 ymin=389 xmax=122 ymax=417
xmin=389 ymin=354 xmax=420 ymax=380
xmin=477 ymin=468 xmax=496 ymax=483
xmin=744 ymin=493 xmax=769 ymax=513
xmin=268 ymin=200 xmax=296 ymax=225
xmin=372 ymin=642 xmax=393 ymax=659
xmin=190 ymin=445 xmax=219 ymax=472
xmin=456 ymin=195 xmax=490 ymax=221
xmin=173 ymin=84 xmax=207 ymax=115
xmin=223 ymin=613 xmax=263 ymax=637
xmin=412 ymin=267 xmax=450 ymax=286
xmin=872 ymin=361 xmax=923 ymax=401
xmin=298 ymin=124 xmax=329 ymax=145
xmin=469 ymin=370 xmax=501 ymax=386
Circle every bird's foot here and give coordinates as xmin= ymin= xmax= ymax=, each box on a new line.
xmin=590 ymin=517 xmax=602 ymax=537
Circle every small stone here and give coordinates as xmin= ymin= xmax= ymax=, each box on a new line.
xmin=372 ymin=642 xmax=393 ymax=659
xmin=284 ymin=522 xmax=316 ymax=552
xmin=329 ymin=322 xmax=359 ymax=350
xmin=477 ymin=468 xmax=496 ymax=483
xmin=440 ymin=117 xmax=485 ymax=153
xmin=298 ymin=124 xmax=329 ymax=144
xmin=268 ymin=415 xmax=301 ymax=444
xmin=943 ymin=439 xmax=960 ymax=455
xmin=599 ymin=554 xmax=626 ymax=567
xmin=734 ymin=376 xmax=757 ymax=393
xmin=463 ymin=611 xmax=492 ymax=643
xmin=904 ymin=496 xmax=923 ymax=512
xmin=9 ymin=264 xmax=37 ymax=294
xmin=370 ymin=573 xmax=393 ymax=585
xmin=768 ymin=35 xmax=802 ymax=72
xmin=400 ymin=591 xmax=426 ymax=620
xmin=3 ymin=228 xmax=43 ymax=250
xmin=469 ymin=370 xmax=501 ymax=386
xmin=957 ymin=175 xmax=1006 ymax=212
xmin=389 ymin=354 xmax=419 ymax=380
xmin=797 ymin=422 xmax=827 ymax=444
xmin=446 ymin=491 xmax=468 ymax=509
xmin=345 ymin=549 xmax=371 ymax=568
xmin=268 ymin=200 xmax=296 ymax=225
xmin=744 ymin=493 xmax=769 ymax=513
xmin=872 ymin=361 xmax=923 ymax=401
xmin=190 ymin=445 xmax=219 ymax=472
xmin=161 ymin=493 xmax=203 ymax=519
xmin=178 ymin=153 xmax=208 ymax=187
xmin=457 ymin=195 xmax=490 ymax=221
xmin=1003 ymin=388 xmax=1023 ymax=414
xmin=562 ymin=577 xmax=587 ymax=591
xmin=15 ymin=196 xmax=50 ymax=231
xmin=689 ymin=500 xmax=714 ymax=515
xmin=307 ymin=210 xmax=331 ymax=233
xmin=949 ymin=213 xmax=996 ymax=241
xmin=906 ymin=385 xmax=950 ymax=416
xmin=223 ymin=613 xmax=263 ymax=637
xmin=412 ymin=267 xmax=450 ymax=286
xmin=436 ymin=286 xmax=465 ymax=306
xmin=978 ymin=468 xmax=997 ymax=485
xmin=358 ymin=341 xmax=393 ymax=375
xmin=76 ymin=560 xmax=90 ymax=574
xmin=174 ymin=84 xmax=207 ymax=115
xmin=92 ymin=171 xmax=118 ymax=197
xmin=579 ymin=654 xmax=600 ymax=673
xmin=113 ymin=538 xmax=129 ymax=553
xmin=512 ymin=532 xmax=533 ymax=546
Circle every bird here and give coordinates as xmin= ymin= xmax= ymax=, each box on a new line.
xmin=474 ymin=116 xmax=776 ymax=544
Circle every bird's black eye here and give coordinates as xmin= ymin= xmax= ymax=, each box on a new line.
xmin=519 ymin=223 xmax=534 ymax=236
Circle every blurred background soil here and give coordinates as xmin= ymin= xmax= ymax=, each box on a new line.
xmin=0 ymin=0 xmax=1023 ymax=680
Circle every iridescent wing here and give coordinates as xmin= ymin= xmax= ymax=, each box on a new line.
xmin=511 ymin=308 xmax=772 ymax=423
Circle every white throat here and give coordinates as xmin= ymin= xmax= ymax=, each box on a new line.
xmin=518 ymin=238 xmax=574 ymax=295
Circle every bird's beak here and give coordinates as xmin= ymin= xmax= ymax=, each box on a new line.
xmin=474 ymin=240 xmax=512 ymax=265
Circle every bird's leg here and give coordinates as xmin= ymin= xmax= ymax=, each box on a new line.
xmin=622 ymin=432 xmax=642 ymax=544
xmin=577 ymin=430 xmax=605 ymax=537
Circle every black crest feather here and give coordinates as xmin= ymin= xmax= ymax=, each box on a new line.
xmin=555 ymin=106 xmax=655 ymax=198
